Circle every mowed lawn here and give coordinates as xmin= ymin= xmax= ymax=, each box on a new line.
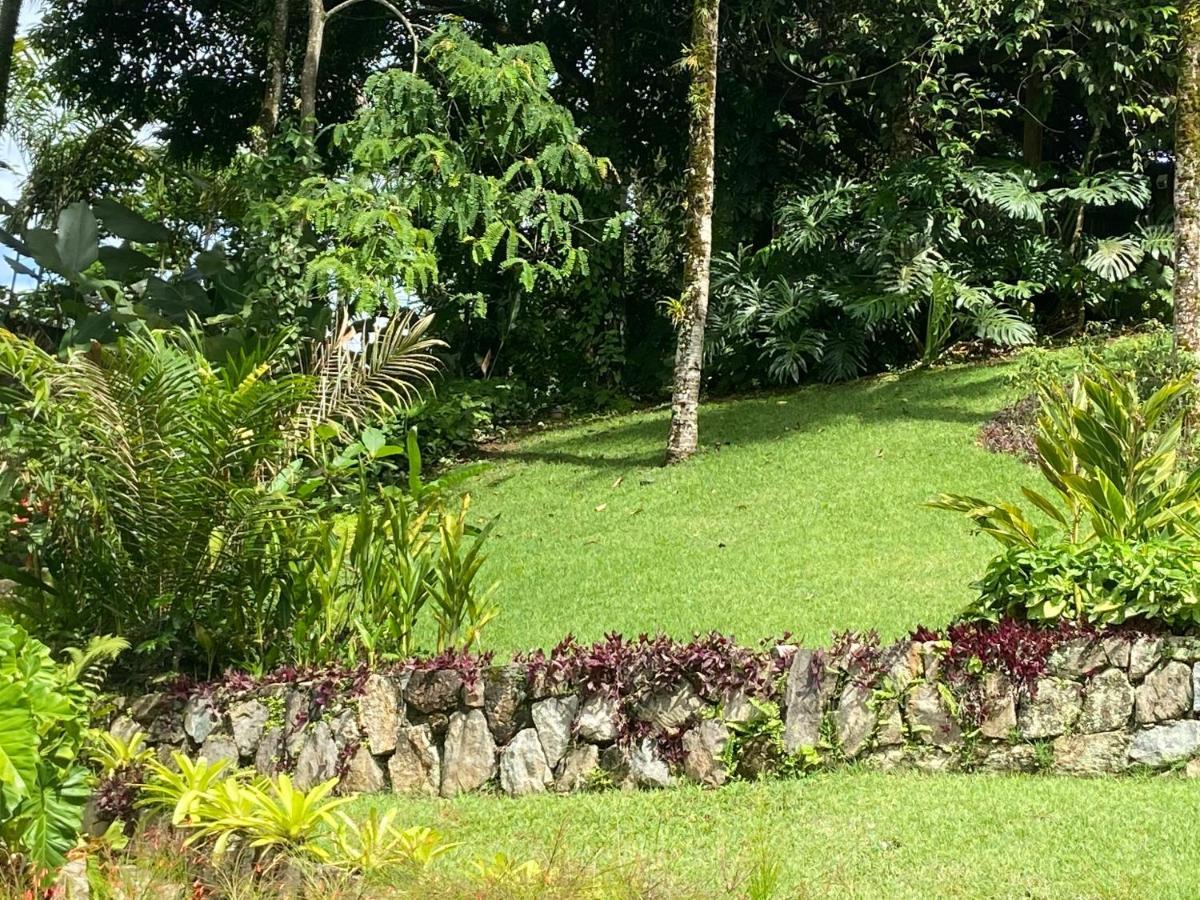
xmin=357 ymin=772 xmax=1200 ymax=897
xmin=470 ymin=360 xmax=1032 ymax=653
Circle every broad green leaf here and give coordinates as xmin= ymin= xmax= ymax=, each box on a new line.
xmin=92 ymin=198 xmax=173 ymax=244
xmin=55 ymin=202 xmax=100 ymax=275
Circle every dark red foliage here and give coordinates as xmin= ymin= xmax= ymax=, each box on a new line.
xmin=520 ymin=631 xmax=785 ymax=703
xmin=405 ymin=647 xmax=494 ymax=689
xmin=94 ymin=766 xmax=145 ymax=822
xmin=914 ymin=618 xmax=1092 ymax=696
xmin=978 ymin=394 xmax=1039 ymax=462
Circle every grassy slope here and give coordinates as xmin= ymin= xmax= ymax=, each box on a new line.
xmin=471 ymin=360 xmax=1031 ymax=652
xmin=357 ymin=773 xmax=1200 ymax=897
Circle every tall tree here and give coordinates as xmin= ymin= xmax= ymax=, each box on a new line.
xmin=0 ymin=0 xmax=22 ymax=127
xmin=257 ymin=0 xmax=290 ymax=143
xmin=1177 ymin=0 xmax=1200 ymax=364
xmin=665 ymin=0 xmax=719 ymax=464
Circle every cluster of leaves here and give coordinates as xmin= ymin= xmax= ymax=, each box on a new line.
xmin=982 ymin=328 xmax=1195 ymax=463
xmin=935 ymin=362 xmax=1200 ymax=628
xmin=707 ymin=157 xmax=1165 ymax=387
xmin=523 ymin=632 xmax=787 ymax=702
xmin=0 ymin=315 xmax=500 ymax=677
xmin=139 ymin=753 xmax=452 ymax=875
xmin=912 ymin=618 xmax=1091 ymax=698
xmin=0 ymin=615 xmax=125 ymax=873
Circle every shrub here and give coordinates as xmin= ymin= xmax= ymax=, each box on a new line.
xmin=935 ymin=362 xmax=1200 ymax=627
xmin=0 ymin=615 xmax=125 ymax=873
xmin=0 ymin=316 xmax=494 ymax=675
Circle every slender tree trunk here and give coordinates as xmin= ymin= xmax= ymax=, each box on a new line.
xmin=257 ymin=0 xmax=290 ymax=145
xmin=664 ymin=0 xmax=719 ymax=465
xmin=0 ymin=0 xmax=23 ymax=129
xmin=1053 ymin=122 xmax=1103 ymax=335
xmin=299 ymin=0 xmax=326 ymax=138
xmin=1176 ymin=0 xmax=1200 ymax=369
xmin=1022 ymin=68 xmax=1044 ymax=169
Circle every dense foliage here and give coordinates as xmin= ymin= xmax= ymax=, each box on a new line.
xmin=935 ymin=364 xmax=1200 ymax=626
xmin=0 ymin=319 xmax=499 ymax=674
xmin=0 ymin=616 xmax=124 ymax=872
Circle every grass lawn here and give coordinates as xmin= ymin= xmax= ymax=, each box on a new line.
xmin=356 ymin=772 xmax=1200 ymax=897
xmin=470 ymin=359 xmax=1032 ymax=653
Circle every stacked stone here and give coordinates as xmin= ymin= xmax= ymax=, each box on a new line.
xmin=105 ymin=633 xmax=1200 ymax=798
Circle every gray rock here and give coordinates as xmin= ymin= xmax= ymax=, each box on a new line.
xmin=1129 ymin=636 xmax=1163 ymax=682
xmin=55 ymin=858 xmax=89 ymax=899
xmin=719 ymin=689 xmax=760 ymax=725
xmin=532 ymin=695 xmax=579 ymax=769
xmin=875 ymin=699 xmax=905 ymax=746
xmin=357 ymin=674 xmax=402 ymax=755
xmin=835 ymin=681 xmax=874 ymax=758
xmin=254 ymin=727 xmax=283 ymax=774
xmin=197 ymin=733 xmax=239 ymax=768
xmin=330 ymin=709 xmax=361 ymax=747
xmin=556 ymin=745 xmax=600 ymax=793
xmin=636 ymin=681 xmax=703 ymax=732
xmin=1053 ymin=732 xmax=1129 ymax=775
xmin=907 ymin=746 xmax=957 ymax=774
xmin=108 ymin=716 xmax=141 ymax=745
xmin=906 ymin=683 xmax=962 ymax=748
xmin=1047 ymin=638 xmax=1107 ymax=678
xmin=1134 ymin=662 xmax=1192 ymax=724
xmin=629 ymin=738 xmax=670 ymax=789
xmin=389 ymin=725 xmax=440 ymax=795
xmin=339 ymin=746 xmax=386 ymax=794
xmin=575 ymin=694 xmax=619 ymax=743
xmin=406 ymin=669 xmax=464 ymax=714
xmin=1194 ymin=663 xmax=1200 ymax=714
xmin=1079 ymin=668 xmax=1134 ymax=733
xmin=461 ymin=676 xmax=486 ymax=708
xmin=1017 ymin=677 xmax=1081 ymax=739
xmin=284 ymin=688 xmax=311 ymax=731
xmin=682 ymin=720 xmax=729 ymax=786
xmin=976 ymin=744 xmax=1039 ymax=774
xmin=1101 ymin=637 xmax=1131 ymax=670
xmin=228 ymin=700 xmax=270 ymax=758
xmin=183 ymin=696 xmax=221 ymax=745
xmin=499 ymin=728 xmax=552 ymax=796
xmin=1163 ymin=636 xmax=1200 ymax=663
xmin=783 ymin=648 xmax=827 ymax=753
xmin=880 ymin=641 xmax=923 ymax=693
xmin=1186 ymin=757 xmax=1200 ymax=779
xmin=484 ymin=665 xmax=530 ymax=744
xmin=599 ymin=744 xmax=632 ymax=789
xmin=440 ymin=709 xmax=497 ymax=797
xmin=978 ymin=672 xmax=1017 ymax=739
xmin=1129 ymin=720 xmax=1200 ymax=767
xmin=293 ymin=722 xmax=338 ymax=790
xmin=129 ymin=692 xmax=170 ymax=724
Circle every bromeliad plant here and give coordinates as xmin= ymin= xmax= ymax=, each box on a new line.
xmin=933 ymin=364 xmax=1200 ymax=625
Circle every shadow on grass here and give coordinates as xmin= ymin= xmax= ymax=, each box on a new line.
xmin=490 ymin=365 xmax=1011 ymax=473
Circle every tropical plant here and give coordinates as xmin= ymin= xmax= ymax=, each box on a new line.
xmin=934 ymin=363 xmax=1200 ymax=625
xmin=329 ymin=810 xmax=454 ymax=874
xmin=0 ymin=312 xmax=440 ymax=673
xmin=0 ymin=615 xmax=125 ymax=873
xmin=138 ymin=753 xmax=233 ymax=827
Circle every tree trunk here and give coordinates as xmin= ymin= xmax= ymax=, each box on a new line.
xmin=257 ymin=0 xmax=290 ymax=144
xmin=1022 ymin=68 xmax=1044 ymax=169
xmin=0 ymin=0 xmax=23 ymax=129
xmin=1176 ymin=0 xmax=1200 ymax=370
xmin=299 ymin=0 xmax=325 ymax=139
xmin=665 ymin=0 xmax=719 ymax=465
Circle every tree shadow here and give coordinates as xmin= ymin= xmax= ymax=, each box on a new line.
xmin=486 ymin=365 xmax=1014 ymax=474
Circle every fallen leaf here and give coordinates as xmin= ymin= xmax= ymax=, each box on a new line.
xmin=611 ymin=475 xmax=624 ymax=488
xmin=594 ymin=503 xmax=608 ymax=512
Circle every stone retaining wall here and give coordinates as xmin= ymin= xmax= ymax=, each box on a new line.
xmin=102 ymin=632 xmax=1200 ymax=798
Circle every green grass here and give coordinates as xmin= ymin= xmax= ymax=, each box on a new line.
xmin=355 ymin=772 xmax=1200 ymax=897
xmin=471 ymin=360 xmax=1032 ymax=652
